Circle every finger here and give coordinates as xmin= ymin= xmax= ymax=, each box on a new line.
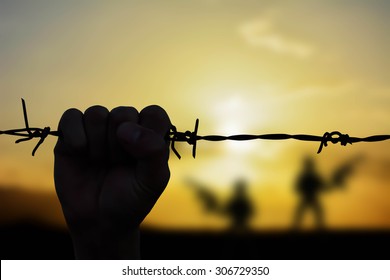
xmin=54 ymin=108 xmax=87 ymax=156
xmin=138 ymin=105 xmax=172 ymax=194
xmin=139 ymin=105 xmax=172 ymax=137
xmin=108 ymin=106 xmax=139 ymax=163
xmin=84 ymin=106 xmax=109 ymax=161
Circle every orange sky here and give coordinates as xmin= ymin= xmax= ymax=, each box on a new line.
xmin=0 ymin=1 xmax=389 ymax=230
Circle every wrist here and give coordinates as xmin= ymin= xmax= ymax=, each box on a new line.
xmin=71 ymin=227 xmax=140 ymax=260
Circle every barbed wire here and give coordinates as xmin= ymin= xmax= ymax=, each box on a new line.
xmin=0 ymin=99 xmax=59 ymax=156
xmin=1 ymin=99 xmax=389 ymax=158
xmin=169 ymin=119 xmax=390 ymax=159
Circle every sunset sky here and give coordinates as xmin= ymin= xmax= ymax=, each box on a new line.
xmin=0 ymin=0 xmax=389 ymax=230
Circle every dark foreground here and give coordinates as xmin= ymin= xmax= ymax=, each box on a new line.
xmin=1 ymin=223 xmax=388 ymax=260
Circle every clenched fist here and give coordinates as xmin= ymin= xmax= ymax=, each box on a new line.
xmin=54 ymin=105 xmax=171 ymax=259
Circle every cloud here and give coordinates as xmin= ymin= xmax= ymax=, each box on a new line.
xmin=239 ymin=17 xmax=314 ymax=59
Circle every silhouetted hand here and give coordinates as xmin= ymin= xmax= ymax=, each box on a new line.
xmin=54 ymin=105 xmax=171 ymax=259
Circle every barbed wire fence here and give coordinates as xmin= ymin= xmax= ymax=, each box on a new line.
xmin=1 ymin=99 xmax=390 ymax=158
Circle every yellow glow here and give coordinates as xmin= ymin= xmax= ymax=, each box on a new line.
xmin=0 ymin=1 xmax=389 ymax=231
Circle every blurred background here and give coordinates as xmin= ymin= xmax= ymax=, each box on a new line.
xmin=0 ymin=0 xmax=389 ymax=259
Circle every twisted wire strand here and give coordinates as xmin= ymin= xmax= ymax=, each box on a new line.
xmin=1 ymin=99 xmax=389 ymax=158
xmin=169 ymin=119 xmax=390 ymax=159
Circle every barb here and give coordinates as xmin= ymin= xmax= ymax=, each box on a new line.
xmin=1 ymin=99 xmax=389 ymax=157
xmin=0 ymin=99 xmax=59 ymax=156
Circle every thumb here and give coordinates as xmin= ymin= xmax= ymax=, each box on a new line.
xmin=117 ymin=122 xmax=166 ymax=159
xmin=117 ymin=122 xmax=170 ymax=195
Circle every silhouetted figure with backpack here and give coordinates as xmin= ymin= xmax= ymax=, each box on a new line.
xmin=225 ymin=179 xmax=253 ymax=231
xmin=293 ymin=157 xmax=325 ymax=229
xmin=187 ymin=178 xmax=254 ymax=232
xmin=292 ymin=155 xmax=363 ymax=230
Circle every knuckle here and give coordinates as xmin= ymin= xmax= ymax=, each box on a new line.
xmin=84 ymin=105 xmax=109 ymax=121
xmin=141 ymin=105 xmax=168 ymax=119
xmin=61 ymin=108 xmax=82 ymax=120
xmin=84 ymin=106 xmax=109 ymax=130
xmin=110 ymin=106 xmax=138 ymax=123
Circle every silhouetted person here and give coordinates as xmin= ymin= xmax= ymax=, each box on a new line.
xmin=225 ymin=179 xmax=253 ymax=231
xmin=293 ymin=157 xmax=325 ymax=229
xmin=54 ymin=105 xmax=171 ymax=259
xmin=292 ymin=155 xmax=363 ymax=230
xmin=187 ymin=178 xmax=254 ymax=231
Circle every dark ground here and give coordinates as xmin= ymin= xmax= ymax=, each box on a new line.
xmin=0 ymin=223 xmax=388 ymax=260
